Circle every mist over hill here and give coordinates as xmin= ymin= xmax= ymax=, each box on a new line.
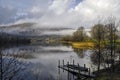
xmin=0 ymin=22 xmax=75 ymax=36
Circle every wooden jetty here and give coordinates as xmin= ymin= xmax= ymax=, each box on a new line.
xmin=63 ymin=64 xmax=88 ymax=72
xmin=58 ymin=65 xmax=96 ymax=78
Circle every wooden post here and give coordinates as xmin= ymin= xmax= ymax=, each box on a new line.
xmin=67 ymin=62 xmax=69 ymax=80
xmin=78 ymin=63 xmax=80 ymax=79
xmin=72 ymin=59 xmax=75 ymax=79
xmin=78 ymin=63 xmax=80 ymax=73
xmin=58 ymin=60 xmax=60 ymax=74
xmin=73 ymin=60 xmax=74 ymax=65
xmin=62 ymin=60 xmax=64 ymax=72
xmin=58 ymin=60 xmax=60 ymax=67
xmin=84 ymin=64 xmax=86 ymax=68
xmin=73 ymin=60 xmax=75 ymax=71
xmin=84 ymin=64 xmax=86 ymax=73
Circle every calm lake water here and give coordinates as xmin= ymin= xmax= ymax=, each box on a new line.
xmin=1 ymin=44 xmax=99 ymax=80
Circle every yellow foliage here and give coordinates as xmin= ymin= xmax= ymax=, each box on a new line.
xmin=71 ymin=42 xmax=94 ymax=49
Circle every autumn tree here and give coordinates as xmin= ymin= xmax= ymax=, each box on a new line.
xmin=91 ymin=24 xmax=107 ymax=42
xmin=72 ymin=27 xmax=87 ymax=42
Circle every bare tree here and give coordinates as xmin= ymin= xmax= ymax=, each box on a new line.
xmin=105 ymin=17 xmax=119 ymax=72
xmin=73 ymin=26 xmax=87 ymax=42
xmin=0 ymin=48 xmax=27 ymax=80
xmin=91 ymin=21 xmax=106 ymax=73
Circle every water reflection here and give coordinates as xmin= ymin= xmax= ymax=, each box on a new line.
xmin=91 ymin=48 xmax=120 ymax=67
xmin=0 ymin=44 xmax=94 ymax=80
xmin=73 ymin=48 xmax=85 ymax=58
xmin=0 ymin=47 xmax=28 ymax=80
xmin=0 ymin=43 xmax=120 ymax=80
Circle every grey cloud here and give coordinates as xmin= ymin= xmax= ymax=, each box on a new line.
xmin=0 ymin=0 xmax=120 ymax=28
xmin=0 ymin=6 xmax=17 ymax=24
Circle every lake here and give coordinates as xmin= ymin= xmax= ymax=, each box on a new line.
xmin=1 ymin=44 xmax=111 ymax=80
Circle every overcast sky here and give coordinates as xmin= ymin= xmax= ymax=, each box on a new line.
xmin=0 ymin=0 xmax=120 ymax=28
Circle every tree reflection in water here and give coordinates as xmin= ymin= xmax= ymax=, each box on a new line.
xmin=0 ymin=46 xmax=28 ymax=80
xmin=72 ymin=48 xmax=85 ymax=58
xmin=91 ymin=48 xmax=120 ymax=68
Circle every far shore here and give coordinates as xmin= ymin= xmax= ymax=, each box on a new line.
xmin=60 ymin=40 xmax=120 ymax=49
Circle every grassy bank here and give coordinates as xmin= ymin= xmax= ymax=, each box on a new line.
xmin=61 ymin=41 xmax=95 ymax=49
xmin=71 ymin=42 xmax=94 ymax=49
xmin=61 ymin=40 xmax=120 ymax=49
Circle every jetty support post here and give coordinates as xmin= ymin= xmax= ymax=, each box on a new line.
xmin=84 ymin=64 xmax=86 ymax=68
xmin=72 ymin=59 xmax=75 ymax=79
xmin=62 ymin=60 xmax=64 ymax=72
xmin=67 ymin=62 xmax=70 ymax=80
xmin=78 ymin=63 xmax=81 ymax=79
xmin=58 ymin=60 xmax=60 ymax=74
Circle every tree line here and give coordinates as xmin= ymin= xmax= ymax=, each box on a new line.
xmin=62 ymin=18 xmax=120 ymax=77
xmin=62 ymin=20 xmax=119 ymax=43
xmin=0 ymin=32 xmax=30 ymax=45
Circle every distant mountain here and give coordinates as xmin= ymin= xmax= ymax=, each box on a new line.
xmin=0 ymin=31 xmax=30 ymax=44
xmin=0 ymin=22 xmax=76 ymax=44
xmin=0 ymin=22 xmax=74 ymax=36
xmin=0 ymin=22 xmax=36 ymax=35
xmin=0 ymin=22 xmax=35 ymax=28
